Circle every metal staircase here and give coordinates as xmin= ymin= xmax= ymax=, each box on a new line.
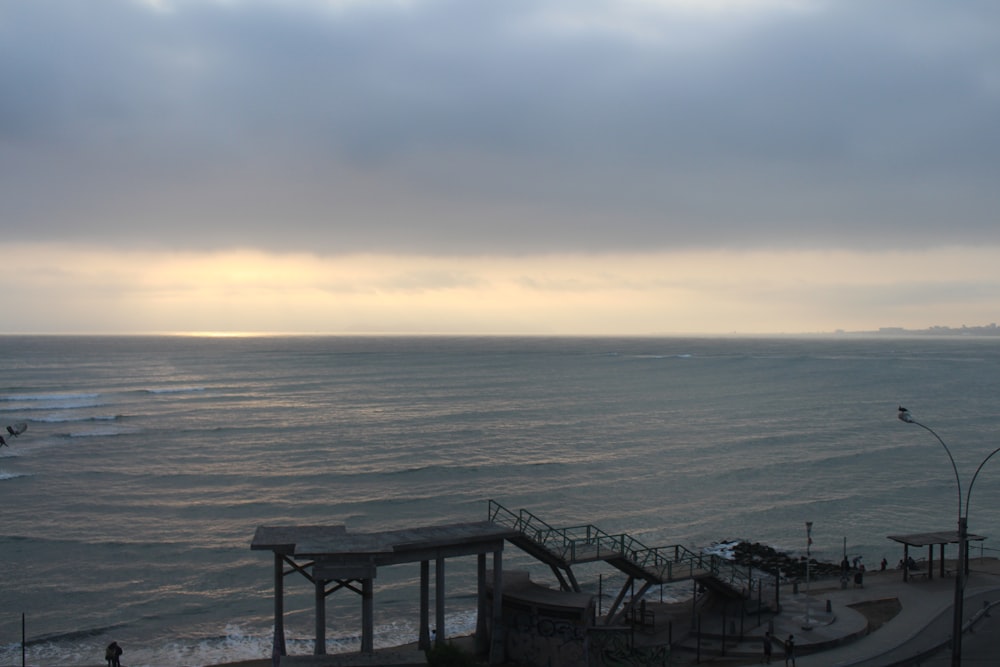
xmin=487 ymin=499 xmax=758 ymax=624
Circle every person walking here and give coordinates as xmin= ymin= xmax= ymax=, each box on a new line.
xmin=761 ymin=631 xmax=772 ymax=664
xmin=784 ymin=634 xmax=795 ymax=666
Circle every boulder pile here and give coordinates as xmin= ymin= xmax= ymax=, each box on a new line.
xmin=729 ymin=541 xmax=845 ymax=581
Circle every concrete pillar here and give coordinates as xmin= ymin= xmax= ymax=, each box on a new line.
xmin=361 ymin=577 xmax=374 ymax=654
xmin=273 ymin=553 xmax=286 ymax=656
xmin=435 ymin=557 xmax=446 ymax=647
xmin=489 ymin=549 xmax=504 ymax=665
xmin=476 ymin=553 xmax=488 ymax=656
xmin=314 ymin=578 xmax=326 ymax=654
xmin=419 ymin=560 xmax=431 ymax=650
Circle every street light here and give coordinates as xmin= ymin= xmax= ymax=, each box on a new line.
xmin=803 ymin=521 xmax=813 ymax=630
xmin=897 ymin=406 xmax=1000 ymax=667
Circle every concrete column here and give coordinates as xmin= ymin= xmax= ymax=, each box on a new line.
xmin=489 ymin=549 xmax=504 ymax=665
xmin=362 ymin=577 xmax=374 ymax=654
xmin=273 ymin=553 xmax=286 ymax=656
xmin=476 ymin=553 xmax=488 ymax=656
xmin=435 ymin=557 xmax=446 ymax=647
xmin=419 ymin=560 xmax=431 ymax=650
xmin=314 ymin=578 xmax=326 ymax=654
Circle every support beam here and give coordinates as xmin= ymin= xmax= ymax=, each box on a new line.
xmin=564 ymin=566 xmax=581 ymax=593
xmin=419 ymin=560 xmax=431 ymax=650
xmin=314 ymin=578 xmax=327 ymax=654
xmin=605 ymin=575 xmax=635 ymax=622
xmin=273 ymin=553 xmax=286 ymax=656
xmin=435 ymin=557 xmax=446 ymax=647
xmin=361 ymin=577 xmax=374 ymax=654
xmin=489 ymin=549 xmax=504 ymax=665
xmin=614 ymin=580 xmax=654 ymax=625
xmin=476 ymin=554 xmax=488 ymax=656
xmin=549 ymin=564 xmax=572 ymax=592
xmin=692 ymin=579 xmax=697 ymax=628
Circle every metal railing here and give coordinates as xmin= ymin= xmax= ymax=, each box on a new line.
xmin=488 ymin=499 xmax=753 ymax=594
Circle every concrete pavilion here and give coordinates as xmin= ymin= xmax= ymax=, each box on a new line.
xmin=887 ymin=529 xmax=986 ymax=582
xmin=251 ymin=522 xmax=520 ymax=664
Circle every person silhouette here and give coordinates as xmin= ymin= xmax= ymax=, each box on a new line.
xmin=105 ymin=642 xmax=122 ymax=667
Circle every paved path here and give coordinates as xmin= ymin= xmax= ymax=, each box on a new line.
xmin=697 ymin=557 xmax=1000 ymax=666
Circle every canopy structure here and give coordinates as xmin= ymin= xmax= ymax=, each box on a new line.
xmin=251 ymin=521 xmax=519 ymax=664
xmin=887 ymin=530 xmax=986 ymax=582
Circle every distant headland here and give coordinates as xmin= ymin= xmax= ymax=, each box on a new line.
xmin=837 ymin=323 xmax=1000 ymax=337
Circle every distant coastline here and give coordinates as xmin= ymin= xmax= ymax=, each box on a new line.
xmin=837 ymin=323 xmax=1000 ymax=337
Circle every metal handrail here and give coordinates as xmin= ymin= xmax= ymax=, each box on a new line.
xmin=488 ymin=500 xmax=754 ymax=595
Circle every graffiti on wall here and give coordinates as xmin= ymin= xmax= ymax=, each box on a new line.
xmin=588 ymin=627 xmax=669 ymax=667
xmin=506 ymin=610 xmax=587 ymax=666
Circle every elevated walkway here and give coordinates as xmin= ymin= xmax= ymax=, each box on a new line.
xmin=487 ymin=500 xmax=767 ymax=624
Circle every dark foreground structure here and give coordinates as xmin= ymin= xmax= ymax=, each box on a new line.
xmin=250 ymin=501 xmax=1000 ymax=666
xmin=251 ymin=501 xmax=765 ymax=666
xmin=251 ymin=522 xmax=518 ymax=663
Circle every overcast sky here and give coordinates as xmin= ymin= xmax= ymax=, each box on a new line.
xmin=2 ymin=0 xmax=999 ymax=335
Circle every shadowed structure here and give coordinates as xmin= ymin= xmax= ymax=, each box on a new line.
xmin=251 ymin=522 xmax=519 ymax=665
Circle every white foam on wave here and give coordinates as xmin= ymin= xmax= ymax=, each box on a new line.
xmin=144 ymin=387 xmax=206 ymax=395
xmin=68 ymin=426 xmax=137 ymax=438
xmin=1 ymin=393 xmax=104 ymax=412
xmin=0 ymin=610 xmax=483 ymax=667
xmin=702 ymin=540 xmax=742 ymax=560
xmin=33 ymin=414 xmax=122 ymax=424
xmin=2 ymin=392 xmax=101 ymax=402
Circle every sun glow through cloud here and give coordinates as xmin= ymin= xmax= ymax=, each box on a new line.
xmin=2 ymin=244 xmax=998 ymax=335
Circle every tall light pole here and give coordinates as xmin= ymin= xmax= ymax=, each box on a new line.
xmin=803 ymin=521 xmax=813 ymax=630
xmin=897 ymin=407 xmax=1000 ymax=667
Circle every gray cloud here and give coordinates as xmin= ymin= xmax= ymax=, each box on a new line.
xmin=2 ymin=0 xmax=999 ymax=255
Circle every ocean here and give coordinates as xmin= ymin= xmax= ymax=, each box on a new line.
xmin=2 ymin=334 xmax=1000 ymax=666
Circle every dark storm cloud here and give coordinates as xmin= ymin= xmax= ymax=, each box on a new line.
xmin=2 ymin=0 xmax=999 ymax=254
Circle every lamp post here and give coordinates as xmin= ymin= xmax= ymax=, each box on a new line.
xmin=897 ymin=406 xmax=1000 ymax=667
xmin=803 ymin=521 xmax=813 ymax=630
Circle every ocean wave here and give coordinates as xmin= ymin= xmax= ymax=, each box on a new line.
xmin=0 ymin=392 xmax=101 ymax=402
xmin=25 ymin=623 xmax=130 ymax=646
xmin=0 ymin=392 xmax=103 ymax=412
xmin=627 ymin=353 xmax=694 ymax=360
xmin=139 ymin=387 xmax=206 ymax=395
xmin=31 ymin=414 xmax=123 ymax=424
xmin=702 ymin=540 xmax=743 ymax=560
xmin=1 ymin=613 xmax=478 ymax=667
xmin=0 ymin=470 xmax=28 ymax=480
xmin=64 ymin=427 xmax=136 ymax=438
